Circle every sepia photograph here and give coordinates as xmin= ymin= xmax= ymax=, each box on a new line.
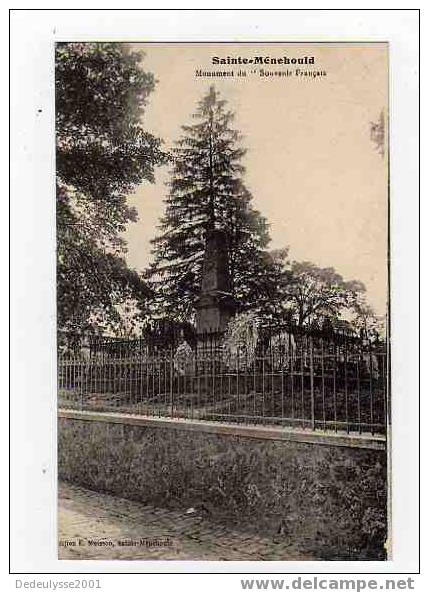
xmin=55 ymin=41 xmax=389 ymax=562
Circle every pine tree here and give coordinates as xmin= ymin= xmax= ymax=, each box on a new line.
xmin=149 ymin=86 xmax=278 ymax=321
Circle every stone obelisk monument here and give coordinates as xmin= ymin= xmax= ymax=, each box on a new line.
xmin=195 ymin=228 xmax=235 ymax=335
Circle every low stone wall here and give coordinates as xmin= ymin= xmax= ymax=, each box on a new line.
xmin=58 ymin=413 xmax=387 ymax=561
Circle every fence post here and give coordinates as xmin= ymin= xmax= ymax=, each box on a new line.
xmin=310 ymin=335 xmax=315 ymax=430
xmin=169 ymin=344 xmax=174 ymax=418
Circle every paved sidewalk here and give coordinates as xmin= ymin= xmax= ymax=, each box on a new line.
xmin=58 ymin=481 xmax=311 ymax=561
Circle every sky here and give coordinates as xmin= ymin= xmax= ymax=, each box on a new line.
xmin=123 ymin=43 xmax=388 ymax=316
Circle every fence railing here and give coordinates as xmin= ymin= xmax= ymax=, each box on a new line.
xmin=58 ymin=327 xmax=388 ymax=436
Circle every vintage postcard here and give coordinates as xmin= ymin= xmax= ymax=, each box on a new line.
xmin=56 ymin=42 xmax=389 ymax=562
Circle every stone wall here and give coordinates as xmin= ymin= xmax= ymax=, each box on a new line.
xmin=58 ymin=415 xmax=387 ymax=561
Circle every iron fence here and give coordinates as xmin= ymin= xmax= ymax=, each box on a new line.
xmin=58 ymin=327 xmax=388 ymax=435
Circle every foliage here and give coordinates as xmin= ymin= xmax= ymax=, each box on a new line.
xmin=56 ymin=42 xmax=166 ymax=335
xmin=221 ymin=250 xmax=380 ymax=339
xmin=223 ymin=311 xmax=260 ymax=368
xmin=148 ymin=86 xmax=280 ymax=321
xmin=273 ymin=259 xmax=367 ymax=329
xmin=173 ymin=340 xmax=195 ymax=375
xmin=351 ymin=296 xmax=386 ymax=340
xmin=370 ymin=110 xmax=385 ymax=158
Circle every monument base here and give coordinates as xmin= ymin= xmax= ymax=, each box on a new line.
xmin=195 ymin=294 xmax=235 ymax=335
xmin=195 ymin=228 xmax=235 ymax=335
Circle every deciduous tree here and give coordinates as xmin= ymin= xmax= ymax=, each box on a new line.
xmin=56 ymin=42 xmax=166 ymax=335
xmin=279 ymin=260 xmax=367 ymax=328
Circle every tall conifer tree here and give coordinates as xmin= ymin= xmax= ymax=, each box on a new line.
xmin=149 ymin=86 xmax=279 ymax=321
